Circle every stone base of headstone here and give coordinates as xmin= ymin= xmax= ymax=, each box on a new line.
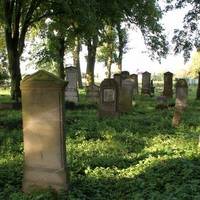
xmin=172 ymin=109 xmax=182 ymax=127
xmin=23 ymin=167 xmax=68 ymax=192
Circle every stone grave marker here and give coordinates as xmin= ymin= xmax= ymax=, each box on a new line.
xmin=86 ymin=84 xmax=100 ymax=104
xmin=172 ymin=79 xmax=188 ymax=127
xmin=98 ymin=79 xmax=118 ymax=118
xmin=130 ymin=74 xmax=138 ymax=95
xmin=121 ymin=71 xmax=130 ymax=80
xmin=65 ymin=66 xmax=79 ymax=103
xmin=163 ymin=72 xmax=173 ymax=98
xmin=20 ymin=70 xmax=68 ymax=192
xmin=118 ymin=78 xmax=134 ymax=113
xmin=141 ymin=71 xmax=151 ymax=95
xmin=113 ymin=73 xmax=121 ymax=88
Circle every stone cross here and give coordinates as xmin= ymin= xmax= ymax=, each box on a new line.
xmin=141 ymin=71 xmax=151 ymax=95
xmin=163 ymin=72 xmax=173 ymax=98
xmin=98 ymin=79 xmax=118 ymax=118
xmin=20 ymin=70 xmax=68 ymax=192
xmin=65 ymin=66 xmax=79 ymax=103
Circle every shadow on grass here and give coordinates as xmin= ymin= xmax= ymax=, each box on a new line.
xmin=68 ymin=157 xmax=200 ymax=200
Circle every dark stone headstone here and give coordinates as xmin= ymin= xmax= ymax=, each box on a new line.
xmin=86 ymin=84 xmax=100 ymax=104
xmin=141 ymin=71 xmax=151 ymax=95
xmin=130 ymin=74 xmax=138 ymax=95
xmin=98 ymin=79 xmax=118 ymax=118
xmin=163 ymin=72 xmax=173 ymax=98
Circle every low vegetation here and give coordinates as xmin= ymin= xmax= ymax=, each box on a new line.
xmin=1 ymin=87 xmax=200 ymax=199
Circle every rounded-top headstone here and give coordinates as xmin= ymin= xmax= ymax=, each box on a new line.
xmin=121 ymin=71 xmax=130 ymax=80
xmin=176 ymin=79 xmax=188 ymax=88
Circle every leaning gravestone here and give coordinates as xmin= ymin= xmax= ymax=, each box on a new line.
xmin=20 ymin=70 xmax=68 ymax=192
xmin=99 ymin=79 xmax=118 ymax=118
xmin=86 ymin=84 xmax=100 ymax=104
xmin=141 ymin=71 xmax=151 ymax=95
xmin=65 ymin=66 xmax=79 ymax=103
xmin=163 ymin=71 xmax=173 ymax=98
xmin=118 ymin=78 xmax=134 ymax=113
xmin=172 ymin=79 xmax=188 ymax=127
xmin=130 ymin=74 xmax=138 ymax=95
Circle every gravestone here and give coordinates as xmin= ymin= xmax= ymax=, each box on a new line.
xmin=141 ymin=71 xmax=151 ymax=95
xmin=118 ymin=78 xmax=134 ymax=113
xmin=20 ymin=70 xmax=68 ymax=192
xmin=121 ymin=71 xmax=130 ymax=80
xmin=172 ymin=79 xmax=188 ymax=127
xmin=156 ymin=96 xmax=168 ymax=109
xmin=86 ymin=84 xmax=100 ymax=104
xmin=99 ymin=79 xmax=118 ymax=118
xmin=163 ymin=72 xmax=173 ymax=98
xmin=65 ymin=66 xmax=79 ymax=103
xmin=113 ymin=73 xmax=122 ymax=88
xmin=150 ymin=80 xmax=155 ymax=96
xmin=130 ymin=74 xmax=138 ymax=95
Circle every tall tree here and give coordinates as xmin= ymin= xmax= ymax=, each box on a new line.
xmin=0 ymin=0 xmax=66 ymax=101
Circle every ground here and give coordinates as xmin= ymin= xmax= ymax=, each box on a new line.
xmin=1 ymin=86 xmax=200 ymax=200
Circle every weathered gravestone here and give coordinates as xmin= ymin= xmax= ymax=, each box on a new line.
xmin=86 ymin=84 xmax=100 ymax=104
xmin=163 ymin=72 xmax=173 ymax=98
xmin=65 ymin=66 xmax=79 ymax=103
xmin=118 ymin=78 xmax=134 ymax=113
xmin=130 ymin=74 xmax=138 ymax=95
xmin=99 ymin=79 xmax=118 ymax=118
xmin=172 ymin=79 xmax=188 ymax=127
xmin=113 ymin=73 xmax=122 ymax=87
xmin=141 ymin=71 xmax=151 ymax=95
xmin=20 ymin=70 xmax=68 ymax=192
xmin=121 ymin=71 xmax=130 ymax=80
xmin=196 ymin=72 xmax=200 ymax=100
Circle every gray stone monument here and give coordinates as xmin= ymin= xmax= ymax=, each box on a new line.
xmin=118 ymin=78 xmax=134 ymax=113
xmin=65 ymin=66 xmax=79 ymax=103
xmin=141 ymin=71 xmax=151 ymax=95
xmin=99 ymin=79 xmax=118 ymax=118
xmin=163 ymin=72 xmax=173 ymax=98
xmin=86 ymin=84 xmax=100 ymax=104
xmin=172 ymin=79 xmax=188 ymax=127
xmin=130 ymin=74 xmax=138 ymax=95
xmin=20 ymin=70 xmax=68 ymax=192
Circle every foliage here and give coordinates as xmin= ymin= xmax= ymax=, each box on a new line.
xmin=166 ymin=0 xmax=200 ymax=61
xmin=187 ymin=49 xmax=200 ymax=78
xmin=1 ymin=86 xmax=200 ymax=199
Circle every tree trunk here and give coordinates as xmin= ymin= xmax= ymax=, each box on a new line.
xmin=107 ymin=56 xmax=112 ymax=79
xmin=86 ymin=36 xmax=98 ymax=86
xmin=116 ymin=23 xmax=125 ymax=72
xmin=57 ymin=36 xmax=65 ymax=80
xmin=73 ymin=37 xmax=83 ymax=88
xmin=196 ymin=72 xmax=200 ymax=100
xmin=5 ymin=29 xmax=22 ymax=102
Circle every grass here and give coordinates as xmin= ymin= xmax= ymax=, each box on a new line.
xmin=1 ymin=85 xmax=200 ymax=199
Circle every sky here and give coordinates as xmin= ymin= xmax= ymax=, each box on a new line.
xmin=21 ymin=3 xmax=193 ymax=80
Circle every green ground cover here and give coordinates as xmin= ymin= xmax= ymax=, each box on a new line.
xmin=1 ymin=86 xmax=200 ymax=199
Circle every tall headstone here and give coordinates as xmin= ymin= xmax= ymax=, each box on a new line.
xmin=163 ymin=72 xmax=173 ymax=98
xmin=86 ymin=84 xmax=100 ymax=104
xmin=172 ymin=79 xmax=188 ymax=127
xmin=141 ymin=71 xmax=151 ymax=95
xmin=99 ymin=79 xmax=118 ymax=118
xmin=196 ymin=72 xmax=200 ymax=100
xmin=20 ymin=70 xmax=68 ymax=192
xmin=118 ymin=78 xmax=134 ymax=113
xmin=65 ymin=66 xmax=79 ymax=103
xmin=130 ymin=74 xmax=138 ymax=95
